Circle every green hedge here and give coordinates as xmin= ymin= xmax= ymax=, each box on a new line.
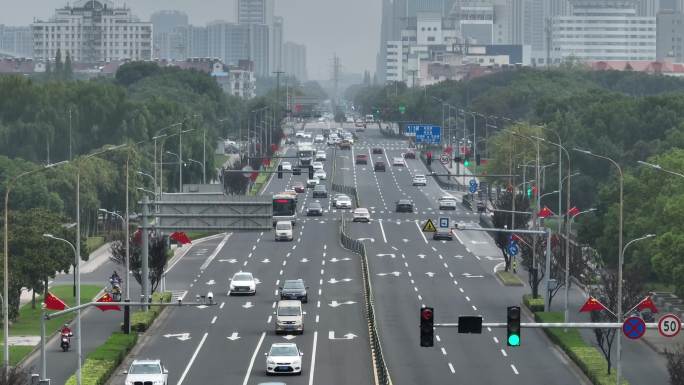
xmin=523 ymin=294 xmax=545 ymax=313
xmin=535 ymin=312 xmax=628 ymax=385
xmin=127 ymin=291 xmax=172 ymax=332
xmin=64 ymin=332 xmax=138 ymax=385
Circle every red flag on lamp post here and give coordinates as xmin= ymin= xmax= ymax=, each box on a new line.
xmin=95 ymin=293 xmax=121 ymax=312
xmin=567 ymin=206 xmax=580 ymax=217
xmin=537 ymin=206 xmax=555 ymax=218
xmin=635 ymin=296 xmax=659 ymax=314
xmin=579 ymin=296 xmax=609 ymax=313
xmin=44 ymin=292 xmax=68 ymax=311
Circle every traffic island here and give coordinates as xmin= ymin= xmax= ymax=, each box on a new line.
xmin=495 ymin=270 xmax=524 ymax=286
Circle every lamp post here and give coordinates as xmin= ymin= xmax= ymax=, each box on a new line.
xmin=637 ymin=160 xmax=684 ymax=178
xmin=566 ymin=208 xmax=596 ymax=324
xmin=3 ymin=160 xmax=68 ymax=377
xmin=574 ymin=148 xmax=623 ymax=385
xmin=187 ymin=159 xmax=205 ymax=184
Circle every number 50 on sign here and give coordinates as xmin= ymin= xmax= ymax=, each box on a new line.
xmin=658 ymin=314 xmax=682 ymax=338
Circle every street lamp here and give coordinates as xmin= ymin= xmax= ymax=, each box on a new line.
xmin=137 ymin=171 xmax=157 ymax=193
xmin=187 ymin=159 xmax=206 ymax=184
xmin=3 ymin=160 xmax=68 ymax=376
xmin=637 ymin=160 xmax=684 ymax=178
xmin=540 ymin=190 xmax=559 ymax=200
xmin=574 ymin=147 xmax=624 ymax=385
xmin=565 ymin=208 xmax=596 ymax=324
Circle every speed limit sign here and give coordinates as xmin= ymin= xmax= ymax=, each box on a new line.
xmin=657 ymin=313 xmax=682 ymax=338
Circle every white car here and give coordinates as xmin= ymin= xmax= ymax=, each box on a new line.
xmin=314 ymin=135 xmax=325 ymax=143
xmin=327 ymin=136 xmax=339 ymax=146
xmin=352 ymin=208 xmax=371 ymax=222
xmin=229 ymin=271 xmax=256 ymax=295
xmin=438 ymin=195 xmax=457 ymax=210
xmin=295 ymin=132 xmax=305 ymax=138
xmin=335 ymin=195 xmax=352 ymax=209
xmin=302 ymin=133 xmax=312 ymax=139
xmin=343 ymin=135 xmax=354 ymax=144
xmin=124 ymin=359 xmax=168 ymax=385
xmin=313 ymin=169 xmax=327 ymax=180
xmin=315 ymin=150 xmax=327 ymax=161
xmin=412 ymin=174 xmax=427 ymax=186
xmin=312 ymin=161 xmax=324 ymax=171
xmin=266 ymin=343 xmax=303 ymax=375
xmin=392 ymin=157 xmax=405 ymax=166
xmin=275 ymin=221 xmax=294 ymax=241
xmin=306 ymin=178 xmax=319 ymax=188
xmin=281 ymin=162 xmax=292 ymax=171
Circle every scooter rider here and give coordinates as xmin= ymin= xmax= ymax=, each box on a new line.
xmin=60 ymin=324 xmax=72 ymax=336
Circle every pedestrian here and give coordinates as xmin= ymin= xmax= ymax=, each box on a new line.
xmin=512 ymin=258 xmax=518 ymax=274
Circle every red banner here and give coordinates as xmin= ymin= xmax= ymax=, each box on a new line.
xmin=95 ymin=293 xmax=121 ymax=312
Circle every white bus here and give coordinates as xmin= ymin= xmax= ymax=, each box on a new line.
xmin=273 ymin=194 xmax=297 ymax=226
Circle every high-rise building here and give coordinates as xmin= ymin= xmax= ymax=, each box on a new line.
xmin=638 ymin=0 xmax=661 ymax=16
xmin=452 ymin=1 xmax=495 ymax=44
xmin=270 ymin=16 xmax=283 ymax=72
xmin=207 ymin=21 xmax=269 ymax=76
xmin=282 ymin=41 xmax=307 ymax=81
xmin=31 ymin=0 xmax=152 ymax=63
xmin=0 ymin=26 xmax=33 ymax=57
xmin=657 ymin=9 xmax=684 ymax=61
xmin=151 ymin=10 xmax=188 ymax=60
xmin=552 ymin=0 xmax=656 ymax=61
xmin=237 ymin=0 xmax=275 ymax=25
xmin=176 ymin=25 xmax=208 ymax=58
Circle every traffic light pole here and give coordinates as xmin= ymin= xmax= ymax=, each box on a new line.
xmin=433 ymin=322 xmax=677 ymax=329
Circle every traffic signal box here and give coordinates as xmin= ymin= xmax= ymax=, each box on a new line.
xmin=277 ymin=164 xmax=283 ymax=179
xmin=308 ymin=165 xmax=314 ymax=179
xmin=420 ymin=307 xmax=434 ymax=347
xmin=507 ymin=306 xmax=521 ymax=346
xmin=293 ymin=167 xmax=301 ymax=176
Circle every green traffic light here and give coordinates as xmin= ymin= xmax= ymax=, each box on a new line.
xmin=464 ymin=160 xmax=470 ymax=167
xmin=508 ymin=334 xmax=520 ymax=346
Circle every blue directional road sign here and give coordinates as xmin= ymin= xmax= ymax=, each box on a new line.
xmin=623 ymin=316 xmax=646 ymax=339
xmin=469 ymin=184 xmax=477 ymax=194
xmin=414 ymin=125 xmax=442 ymax=144
xmin=439 ymin=217 xmax=449 ymax=228
xmin=469 ymin=179 xmax=477 ymax=187
xmin=507 ymin=242 xmax=519 ymax=257
xmin=404 ymin=125 xmax=418 ymax=137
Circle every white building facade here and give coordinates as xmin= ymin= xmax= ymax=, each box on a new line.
xmin=552 ymin=0 xmax=657 ymax=61
xmin=31 ymin=0 xmax=152 ymax=63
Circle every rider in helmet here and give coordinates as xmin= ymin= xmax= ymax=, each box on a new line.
xmin=60 ymin=323 xmax=72 ymax=336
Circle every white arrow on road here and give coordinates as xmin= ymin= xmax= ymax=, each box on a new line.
xmin=282 ymin=335 xmax=297 ymax=340
xmin=218 ymin=259 xmax=237 ymax=263
xmin=376 ymin=272 xmax=401 ymax=277
xmin=329 ymin=257 xmax=351 ymax=263
xmin=462 ymin=273 xmax=485 ymax=278
xmin=242 ymin=301 xmax=254 ymax=309
xmin=300 ymin=258 xmax=309 ymax=263
xmin=453 ymin=255 xmax=464 ymax=259
xmin=340 ymin=167 xmax=350 ymax=170
xmin=425 ymin=272 xmax=436 ymax=278
xmin=376 ymin=253 xmax=396 ymax=258
xmin=328 ymin=278 xmax=353 ymax=284
xmin=226 ymin=332 xmax=240 ymax=341
xmin=358 ymin=238 xmax=375 ymax=242
xmin=417 ymin=254 xmax=426 ymax=259
xmin=206 ymin=279 xmax=216 ymax=285
xmin=485 ymin=256 xmax=505 ymax=261
xmin=196 ymin=305 xmax=208 ymax=309
xmin=261 ymin=258 xmax=271 ymax=263
xmin=328 ymin=331 xmax=358 ymax=340
xmin=471 ymin=240 xmax=489 ymax=245
xmin=402 ymin=239 xmax=409 ymax=243
xmin=329 ymin=300 xmax=356 ymax=308
xmin=164 ymin=333 xmax=191 ymax=341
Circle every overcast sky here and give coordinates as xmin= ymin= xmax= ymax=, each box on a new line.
xmin=0 ymin=0 xmax=381 ymax=80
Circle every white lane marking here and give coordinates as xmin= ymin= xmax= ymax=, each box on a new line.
xmin=318 ymin=288 xmax=322 ymax=295
xmin=418 ymin=294 xmax=423 ymax=301
xmin=431 ymin=246 xmax=437 ymax=252
xmin=465 ymin=296 xmax=470 ymax=302
xmin=459 ymin=288 xmax=464 ymax=293
xmin=493 ymin=337 xmax=499 ymax=344
xmin=378 ymin=219 xmax=388 ymax=243
xmin=308 ymin=331 xmax=318 ymax=385
xmin=449 ymin=272 xmax=454 ymax=278
xmin=241 ymin=332 xmax=266 ymax=385
xmin=199 ymin=233 xmax=231 ymax=270
xmin=511 ymin=364 xmax=519 ymax=375
xmin=493 ymin=262 xmax=505 ymax=274
xmin=211 ymin=316 xmax=217 ymax=324
xmin=272 ymin=302 xmax=277 ymax=309
xmin=441 ymin=347 xmax=447 ymax=355
xmin=435 ymin=335 xmax=441 ymax=342
xmin=177 ymin=332 xmax=208 ymax=385
xmin=448 ymin=363 xmax=456 ymax=374
xmin=454 ymin=232 xmax=464 ymax=245
xmin=391 ymin=246 xmax=398 ymax=251
xmin=414 ymin=221 xmax=428 ymax=244
xmin=501 ymin=349 xmax=508 ymax=357
xmin=472 ymin=305 xmax=478 ymax=311
xmin=316 ymin=314 xmax=320 ymax=323
xmin=267 ymin=315 xmax=272 ymax=323
xmin=220 ymin=302 xmax=225 ymax=309
xmin=487 ymin=327 xmax=492 ymax=332
xmin=276 ymin=280 xmax=280 ymax=285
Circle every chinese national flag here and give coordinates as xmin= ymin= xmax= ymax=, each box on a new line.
xmin=635 ymin=296 xmax=659 ymax=313
xmin=170 ymin=231 xmax=192 ymax=245
xmin=132 ymin=228 xmax=142 ymax=245
xmin=537 ymin=206 xmax=555 ymax=218
xmin=95 ymin=293 xmax=121 ymax=312
xmin=511 ymin=234 xmax=523 ymax=243
xmin=44 ymin=292 xmax=68 ymax=311
xmin=567 ymin=206 xmax=580 ymax=217
xmin=579 ymin=296 xmax=609 ymax=313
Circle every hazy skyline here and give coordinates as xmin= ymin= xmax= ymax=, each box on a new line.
xmin=0 ymin=0 xmax=382 ymax=80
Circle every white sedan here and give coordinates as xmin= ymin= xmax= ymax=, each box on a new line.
xmin=412 ymin=174 xmax=427 ymax=186
xmin=313 ymin=169 xmax=327 ymax=180
xmin=352 ymin=208 xmax=371 ymax=222
xmin=314 ymin=135 xmax=325 ymax=143
xmin=266 ymin=343 xmax=303 ymax=375
xmin=229 ymin=271 xmax=256 ymax=295
xmin=281 ymin=162 xmax=292 ymax=171
xmin=312 ymin=161 xmax=324 ymax=171
xmin=315 ymin=151 xmax=327 ymax=161
xmin=335 ymin=195 xmax=352 ymax=209
xmin=392 ymin=157 xmax=405 ymax=166
xmin=438 ymin=195 xmax=457 ymax=210
xmin=125 ymin=359 xmax=168 ymax=385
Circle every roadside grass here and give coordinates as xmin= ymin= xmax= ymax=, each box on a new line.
xmin=64 ymin=332 xmax=138 ymax=385
xmin=535 ymin=311 xmax=628 ymax=385
xmin=86 ymin=236 xmax=105 ymax=254
xmin=0 ymin=346 xmax=33 ymax=366
xmin=496 ymin=270 xmax=524 ymax=286
xmin=522 ymin=293 xmax=546 ymax=312
xmin=214 ymin=153 xmax=231 ymax=169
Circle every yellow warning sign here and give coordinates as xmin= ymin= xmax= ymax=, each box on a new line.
xmin=422 ymin=219 xmax=437 ymax=232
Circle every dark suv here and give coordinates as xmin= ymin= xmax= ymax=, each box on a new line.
xmin=374 ymin=161 xmax=386 ymax=172
xmin=395 ymin=199 xmax=414 ymax=212
xmin=313 ymin=184 xmax=328 ymax=198
xmin=372 ymin=148 xmax=383 ymax=154
xmin=279 ymin=279 xmax=308 ymax=303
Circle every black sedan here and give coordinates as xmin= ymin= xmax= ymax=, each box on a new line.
xmin=372 ymin=148 xmax=383 ymax=154
xmin=374 ymin=161 xmax=386 ymax=172
xmin=306 ymin=202 xmax=323 ymax=216
xmin=433 ymin=229 xmax=453 ymax=241
xmin=279 ymin=279 xmax=308 ymax=303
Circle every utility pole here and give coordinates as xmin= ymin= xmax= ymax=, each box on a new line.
xmin=331 ymin=54 xmax=341 ymax=105
xmin=274 ymin=70 xmax=285 ymax=148
xmin=69 ymin=107 xmax=73 ymax=160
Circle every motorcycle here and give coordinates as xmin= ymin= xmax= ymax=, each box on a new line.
xmin=111 ymin=284 xmax=122 ymax=302
xmin=60 ymin=332 xmax=72 ymax=352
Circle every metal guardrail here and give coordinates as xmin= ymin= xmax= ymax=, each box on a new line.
xmin=339 ymin=218 xmax=392 ymax=385
xmin=330 ymin=146 xmax=361 ymax=207
xmin=418 ymin=153 xmax=466 ymax=192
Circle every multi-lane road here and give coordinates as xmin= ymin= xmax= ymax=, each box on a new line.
xmin=105 ymin=120 xmax=651 ymax=385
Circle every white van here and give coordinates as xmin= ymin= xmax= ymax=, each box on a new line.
xmin=275 ymin=221 xmax=293 ymax=241
xmin=275 ymin=300 xmax=303 ymax=334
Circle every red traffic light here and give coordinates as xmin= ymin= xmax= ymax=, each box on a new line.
xmin=421 ymin=308 xmax=433 ymax=321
